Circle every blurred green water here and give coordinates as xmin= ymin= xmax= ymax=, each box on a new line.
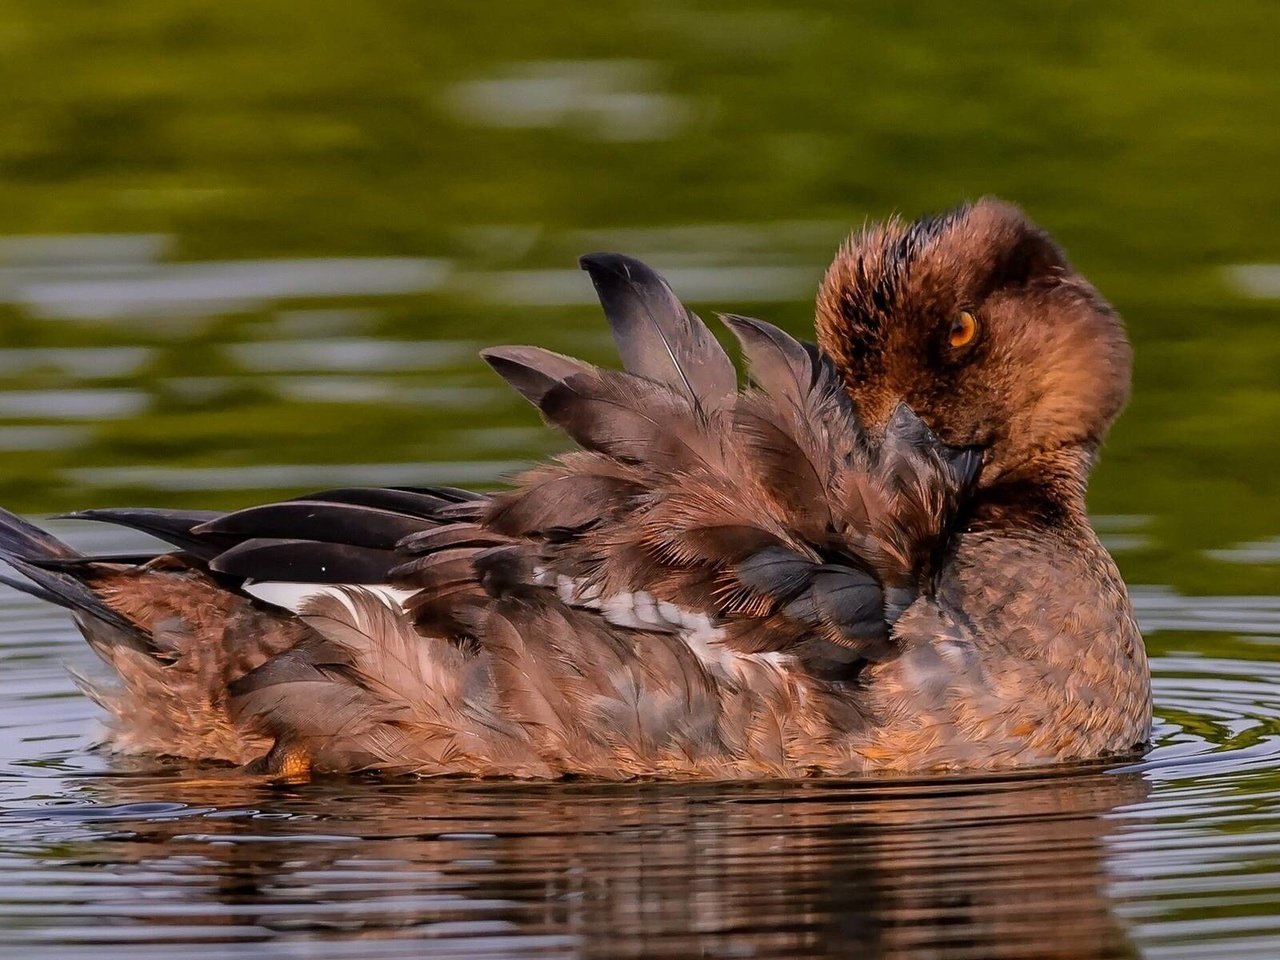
xmin=0 ymin=0 xmax=1276 ymax=599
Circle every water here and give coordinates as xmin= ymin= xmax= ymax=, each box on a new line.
xmin=1 ymin=2 xmax=1278 ymax=957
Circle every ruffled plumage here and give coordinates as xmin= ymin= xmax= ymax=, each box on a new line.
xmin=0 ymin=199 xmax=1152 ymax=778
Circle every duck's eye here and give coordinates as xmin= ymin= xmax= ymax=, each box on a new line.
xmin=948 ymin=310 xmax=978 ymax=349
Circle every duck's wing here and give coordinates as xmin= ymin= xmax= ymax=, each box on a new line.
xmin=478 ymin=255 xmax=981 ymax=679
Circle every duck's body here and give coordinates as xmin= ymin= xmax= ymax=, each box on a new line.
xmin=0 ymin=200 xmax=1151 ymax=779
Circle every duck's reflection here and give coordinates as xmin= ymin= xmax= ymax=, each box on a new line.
xmin=15 ymin=768 xmax=1148 ymax=959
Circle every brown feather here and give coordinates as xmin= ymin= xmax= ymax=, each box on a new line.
xmin=580 ymin=252 xmax=737 ymax=412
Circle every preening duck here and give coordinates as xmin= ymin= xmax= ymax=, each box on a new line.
xmin=0 ymin=198 xmax=1151 ymax=780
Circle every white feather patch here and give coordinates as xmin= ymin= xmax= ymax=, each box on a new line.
xmin=544 ymin=573 xmax=792 ymax=677
xmin=243 ymin=581 xmax=416 ymax=616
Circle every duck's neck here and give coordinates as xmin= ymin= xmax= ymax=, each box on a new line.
xmin=965 ymin=445 xmax=1096 ymax=535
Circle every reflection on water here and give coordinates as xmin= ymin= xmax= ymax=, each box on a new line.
xmin=1 ymin=1 xmax=1278 ymax=956
xmin=0 ymin=771 xmax=1148 ymax=959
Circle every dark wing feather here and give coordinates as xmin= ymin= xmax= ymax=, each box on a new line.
xmin=0 ymin=508 xmax=79 ymax=560
xmin=196 ymin=501 xmax=428 ymax=550
xmin=57 ymin=508 xmax=232 ymax=559
xmin=209 ymin=539 xmax=397 ymax=583
xmin=579 ymin=252 xmax=737 ymax=411
xmin=297 ymin=486 xmax=485 ymax=517
xmin=0 ymin=555 xmax=138 ymax=633
xmin=721 ymin=314 xmax=862 ymax=541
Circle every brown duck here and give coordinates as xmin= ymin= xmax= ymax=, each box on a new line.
xmin=0 ymin=199 xmax=1152 ymax=780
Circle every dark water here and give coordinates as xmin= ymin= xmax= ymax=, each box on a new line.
xmin=1 ymin=2 xmax=1279 ymax=957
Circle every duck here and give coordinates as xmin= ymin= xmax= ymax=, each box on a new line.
xmin=0 ymin=198 xmax=1152 ymax=780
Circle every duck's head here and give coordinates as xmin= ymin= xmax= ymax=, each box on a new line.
xmin=815 ymin=198 xmax=1131 ymax=489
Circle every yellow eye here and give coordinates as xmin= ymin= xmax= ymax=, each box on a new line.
xmin=949 ymin=310 xmax=978 ymax=349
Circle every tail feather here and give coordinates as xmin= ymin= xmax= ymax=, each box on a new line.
xmin=0 ymin=521 xmax=137 ymax=635
xmin=0 ymin=507 xmax=78 ymax=561
xmin=56 ymin=508 xmax=229 ymax=559
xmin=0 ymin=565 xmax=64 ymax=607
